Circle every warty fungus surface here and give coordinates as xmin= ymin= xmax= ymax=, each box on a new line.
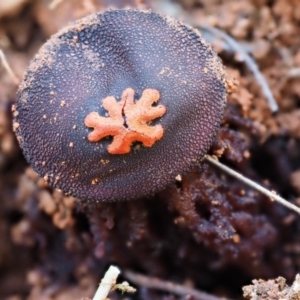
xmin=14 ymin=9 xmax=227 ymax=202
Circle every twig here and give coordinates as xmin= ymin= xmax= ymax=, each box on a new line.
xmin=0 ymin=49 xmax=19 ymax=85
xmin=92 ymin=266 xmax=120 ymax=300
xmin=204 ymin=155 xmax=300 ymax=215
xmin=92 ymin=266 xmax=136 ymax=300
xmin=198 ymin=25 xmax=278 ymax=113
xmin=124 ymin=270 xmax=231 ymax=300
xmin=286 ymin=274 xmax=300 ymax=298
xmin=48 ymin=0 xmax=64 ymax=10
xmin=287 ymin=67 xmax=300 ymax=79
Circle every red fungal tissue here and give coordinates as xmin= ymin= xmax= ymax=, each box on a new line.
xmin=85 ymin=88 xmax=166 ymax=155
xmin=14 ymin=9 xmax=227 ymax=202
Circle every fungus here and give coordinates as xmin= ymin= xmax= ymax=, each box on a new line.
xmin=84 ymin=88 xmax=166 ymax=154
xmin=14 ymin=9 xmax=227 ymax=202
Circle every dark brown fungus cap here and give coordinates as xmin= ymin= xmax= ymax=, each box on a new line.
xmin=14 ymin=9 xmax=227 ymax=202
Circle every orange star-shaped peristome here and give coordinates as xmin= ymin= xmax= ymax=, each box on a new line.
xmin=84 ymin=88 xmax=166 ymax=154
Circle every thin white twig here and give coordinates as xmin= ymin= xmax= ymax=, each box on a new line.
xmin=204 ymin=155 xmax=300 ymax=215
xmin=198 ymin=25 xmax=278 ymax=113
xmin=287 ymin=67 xmax=300 ymax=79
xmin=0 ymin=49 xmax=19 ymax=85
xmin=93 ymin=266 xmax=120 ymax=300
xmin=48 ymin=0 xmax=64 ymax=10
xmin=124 ymin=270 xmax=230 ymax=300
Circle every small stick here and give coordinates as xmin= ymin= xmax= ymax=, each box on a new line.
xmin=0 ymin=49 xmax=19 ymax=85
xmin=92 ymin=265 xmax=120 ymax=300
xmin=198 ymin=25 xmax=278 ymax=113
xmin=49 ymin=0 xmax=64 ymax=10
xmin=204 ymin=155 xmax=300 ymax=215
xmin=287 ymin=67 xmax=300 ymax=79
xmin=124 ymin=270 xmax=231 ymax=300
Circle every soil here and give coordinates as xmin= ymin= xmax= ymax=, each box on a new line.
xmin=1 ymin=0 xmax=300 ymax=299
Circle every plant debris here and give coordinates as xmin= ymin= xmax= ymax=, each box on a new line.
xmin=243 ymin=274 xmax=300 ymax=300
